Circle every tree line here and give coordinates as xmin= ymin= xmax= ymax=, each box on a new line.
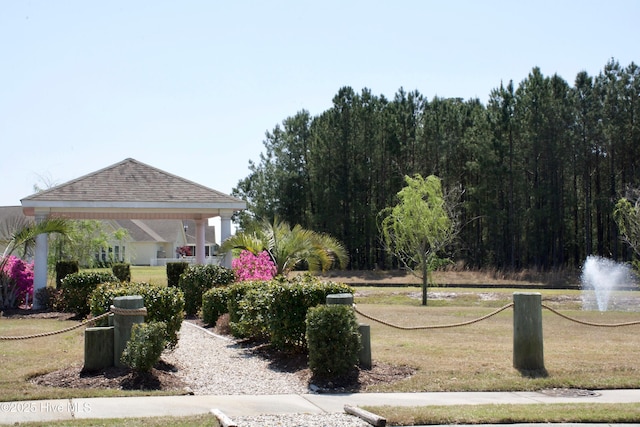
xmin=233 ymin=58 xmax=640 ymax=271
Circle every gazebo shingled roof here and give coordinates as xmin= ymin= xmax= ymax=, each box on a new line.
xmin=21 ymin=158 xmax=245 ymax=220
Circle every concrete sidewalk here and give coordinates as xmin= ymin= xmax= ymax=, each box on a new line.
xmin=2 ymin=389 xmax=640 ymax=425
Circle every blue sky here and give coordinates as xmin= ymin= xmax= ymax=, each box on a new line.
xmin=1 ymin=0 xmax=638 ymax=206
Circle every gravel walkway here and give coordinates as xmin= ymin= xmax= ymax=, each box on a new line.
xmin=163 ymin=321 xmax=371 ymax=427
xmin=163 ymin=321 xmax=308 ymax=395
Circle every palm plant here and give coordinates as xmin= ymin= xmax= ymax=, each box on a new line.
xmin=0 ymin=215 xmax=69 ymax=308
xmin=220 ymin=218 xmax=348 ymax=276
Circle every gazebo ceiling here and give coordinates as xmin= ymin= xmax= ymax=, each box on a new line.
xmin=21 ymin=158 xmax=246 ymax=220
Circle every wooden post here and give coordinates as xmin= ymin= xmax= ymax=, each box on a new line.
xmin=345 ymin=405 xmax=386 ymax=427
xmin=113 ymin=295 xmax=145 ymax=368
xmin=513 ymin=292 xmax=545 ymax=372
xmin=326 ymin=293 xmax=354 ymax=305
xmin=83 ymin=326 xmax=114 ymax=371
xmin=358 ymin=324 xmax=372 ymax=369
xmin=210 ymin=409 xmax=237 ymax=427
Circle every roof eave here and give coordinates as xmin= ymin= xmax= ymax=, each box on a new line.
xmin=22 ymin=201 xmax=246 ymax=220
xmin=21 ymin=200 xmax=246 ymax=210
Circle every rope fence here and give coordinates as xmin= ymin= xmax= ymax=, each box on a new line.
xmin=3 ymin=299 xmax=639 ymax=340
xmin=353 ymin=302 xmax=514 ymax=330
xmin=0 ymin=305 xmax=147 ymax=341
xmin=353 ymin=302 xmax=640 ymax=330
xmin=541 ymin=303 xmax=640 ymax=327
xmin=108 ymin=305 xmax=147 ymax=317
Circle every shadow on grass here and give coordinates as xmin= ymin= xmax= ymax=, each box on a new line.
xmin=517 ymin=367 xmax=549 ymax=378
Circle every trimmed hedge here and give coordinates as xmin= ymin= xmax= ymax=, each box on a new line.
xmin=202 ymin=274 xmax=353 ymax=350
xmin=61 ymin=271 xmax=118 ymax=316
xmin=89 ymin=282 xmax=184 ymax=348
xmin=227 ymin=281 xmax=272 ymax=339
xmin=268 ymin=275 xmax=353 ymax=349
xmin=178 ymin=264 xmax=235 ymax=316
xmin=306 ymin=304 xmax=361 ymax=380
xmin=166 ymin=262 xmax=189 ymax=287
xmin=55 ymin=261 xmax=79 ymax=289
xmin=111 ymin=263 xmax=131 ymax=282
xmin=201 ymin=286 xmax=231 ymax=326
xmin=225 ymin=281 xmax=256 ymax=327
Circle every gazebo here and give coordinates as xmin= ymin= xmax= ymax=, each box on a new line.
xmin=21 ymin=158 xmax=246 ymax=308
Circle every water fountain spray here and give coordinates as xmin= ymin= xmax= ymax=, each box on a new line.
xmin=581 ymin=255 xmax=634 ymax=311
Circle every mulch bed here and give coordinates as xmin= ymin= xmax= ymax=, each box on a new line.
xmin=7 ymin=310 xmax=414 ymax=393
xmin=31 ymin=360 xmax=189 ymax=392
xmin=241 ymin=338 xmax=416 ymax=393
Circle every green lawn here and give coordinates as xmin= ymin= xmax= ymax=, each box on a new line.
xmin=362 ymin=402 xmax=640 ymax=426
xmin=3 ymin=269 xmax=640 ymax=425
xmin=130 ymin=265 xmax=169 ymax=286
xmin=80 ymin=266 xmax=168 ymax=286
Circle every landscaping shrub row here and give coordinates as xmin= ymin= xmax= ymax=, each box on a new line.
xmin=43 ymin=266 xmax=360 ymax=379
xmin=202 ymin=274 xmax=353 ymax=350
xmin=53 ymin=263 xmax=229 ymax=323
xmin=55 ymin=263 xmax=132 ymax=314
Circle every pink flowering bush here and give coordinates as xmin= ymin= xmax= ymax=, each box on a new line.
xmin=176 ymin=245 xmax=192 ymax=257
xmin=0 ymin=256 xmax=34 ymax=308
xmin=232 ymin=250 xmax=277 ymax=281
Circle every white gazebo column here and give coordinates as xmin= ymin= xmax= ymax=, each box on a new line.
xmin=33 ymin=213 xmax=49 ymax=309
xmin=195 ymin=218 xmax=206 ymax=265
xmin=220 ymin=212 xmax=233 ymax=269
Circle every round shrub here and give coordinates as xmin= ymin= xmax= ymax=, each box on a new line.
xmin=306 ymin=304 xmax=361 ymax=380
xmin=121 ymin=321 xmax=167 ymax=373
xmin=166 ymin=262 xmax=189 ymax=287
xmin=55 ymin=260 xmax=79 ymax=289
xmin=90 ymin=282 xmax=184 ymax=348
xmin=178 ymin=264 xmax=235 ymax=316
xmin=111 ymin=263 xmax=131 ymax=282
xmin=202 ymin=286 xmax=230 ymax=326
xmin=61 ymin=271 xmax=118 ymax=316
